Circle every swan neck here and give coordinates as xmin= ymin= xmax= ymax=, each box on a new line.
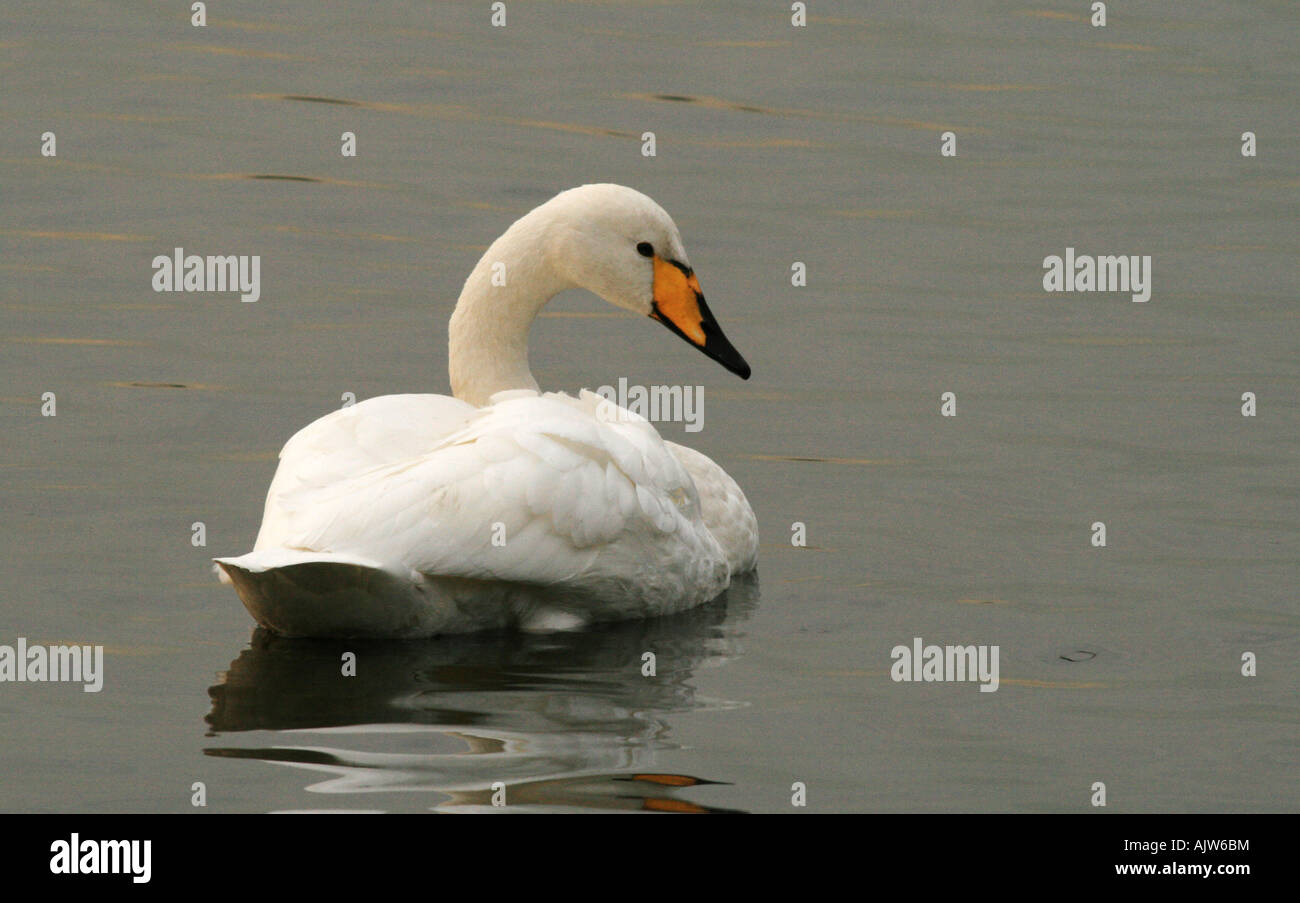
xmin=448 ymin=212 xmax=571 ymax=406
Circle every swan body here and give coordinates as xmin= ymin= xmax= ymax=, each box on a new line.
xmin=217 ymin=184 xmax=757 ymax=637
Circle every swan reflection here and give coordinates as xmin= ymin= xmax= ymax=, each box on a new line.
xmin=205 ymin=575 xmax=758 ymax=812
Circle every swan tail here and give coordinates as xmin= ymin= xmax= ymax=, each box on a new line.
xmin=213 ymin=550 xmax=434 ymax=638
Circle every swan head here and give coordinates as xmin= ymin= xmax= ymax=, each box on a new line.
xmin=544 ymin=184 xmax=751 ymax=380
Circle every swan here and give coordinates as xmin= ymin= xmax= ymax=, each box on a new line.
xmin=215 ymin=184 xmax=758 ymax=637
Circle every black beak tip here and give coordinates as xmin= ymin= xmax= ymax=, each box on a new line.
xmin=705 ymin=329 xmax=751 ymax=380
xmin=696 ymin=296 xmax=751 ymax=380
xmin=651 ymin=298 xmax=752 ymax=381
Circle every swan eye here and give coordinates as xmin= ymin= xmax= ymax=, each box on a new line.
xmin=636 ymin=242 xmax=654 ymax=258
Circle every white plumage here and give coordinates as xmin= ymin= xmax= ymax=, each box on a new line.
xmin=217 ymin=185 xmax=758 ymax=637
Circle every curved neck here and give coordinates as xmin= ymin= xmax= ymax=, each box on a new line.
xmin=448 ymin=211 xmax=573 ymax=406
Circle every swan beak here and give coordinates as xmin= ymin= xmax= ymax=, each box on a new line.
xmin=649 ymin=256 xmax=751 ymax=380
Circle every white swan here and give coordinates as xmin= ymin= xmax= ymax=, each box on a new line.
xmin=216 ymin=184 xmax=758 ymax=637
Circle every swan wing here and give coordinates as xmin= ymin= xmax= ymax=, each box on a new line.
xmin=250 ymin=393 xmax=478 ymax=551
xmin=252 ymin=390 xmax=720 ymax=588
xmin=665 ymin=441 xmax=759 ymax=574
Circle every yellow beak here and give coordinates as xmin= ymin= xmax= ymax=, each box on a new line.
xmin=648 ymin=255 xmax=751 ymax=379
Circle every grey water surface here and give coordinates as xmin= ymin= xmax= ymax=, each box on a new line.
xmin=1 ymin=1 xmax=1297 ymax=812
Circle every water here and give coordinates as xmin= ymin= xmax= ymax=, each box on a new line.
xmin=2 ymin=1 xmax=1296 ymax=812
